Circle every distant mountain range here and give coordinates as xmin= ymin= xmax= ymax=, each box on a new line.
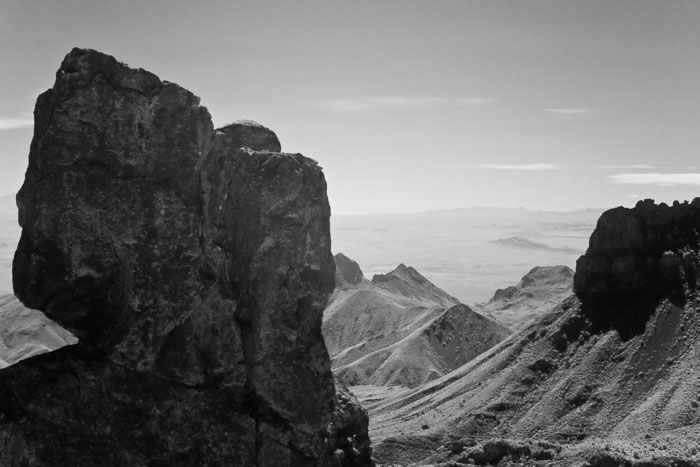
xmin=331 ymin=206 xmax=602 ymax=303
xmin=490 ymin=236 xmax=580 ymax=254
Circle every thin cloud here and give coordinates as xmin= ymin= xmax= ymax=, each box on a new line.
xmin=319 ymin=96 xmax=442 ymax=112
xmin=318 ymin=96 xmax=494 ymax=112
xmin=545 ymin=108 xmax=593 ymax=115
xmin=597 ymin=164 xmax=655 ymax=169
xmin=476 ymin=163 xmax=559 ymax=171
xmin=609 ymin=173 xmax=700 ymax=186
xmin=458 ymin=98 xmax=494 ymax=105
xmin=0 ymin=118 xmax=33 ymax=130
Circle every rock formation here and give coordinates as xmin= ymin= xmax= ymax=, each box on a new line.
xmin=334 ymin=253 xmax=364 ymax=288
xmin=575 ymin=198 xmax=700 ymax=339
xmin=0 ymin=295 xmax=75 ymax=368
xmin=1 ymin=48 xmax=371 ymax=466
xmin=218 ymin=119 xmax=282 ymax=152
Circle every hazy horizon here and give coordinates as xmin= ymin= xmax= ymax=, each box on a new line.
xmin=2 ymin=1 xmax=700 ymax=215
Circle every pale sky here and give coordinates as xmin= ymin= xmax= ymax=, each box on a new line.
xmin=2 ymin=1 xmax=699 ymax=214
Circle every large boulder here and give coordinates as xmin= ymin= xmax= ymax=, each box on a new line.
xmin=218 ymin=119 xmax=282 ymax=152
xmin=574 ymin=198 xmax=700 ymax=339
xmin=2 ymin=48 xmax=371 ymax=466
xmin=334 ymin=253 xmax=364 ymax=288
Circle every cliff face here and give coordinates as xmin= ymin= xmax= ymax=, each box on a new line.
xmin=575 ymin=198 xmax=700 ymax=339
xmin=2 ymin=48 xmax=371 ymax=466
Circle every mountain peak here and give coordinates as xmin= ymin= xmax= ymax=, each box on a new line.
xmin=371 ymin=264 xmax=459 ymax=307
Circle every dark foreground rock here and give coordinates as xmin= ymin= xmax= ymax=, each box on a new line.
xmin=2 ymin=48 xmax=372 ymax=466
xmin=575 ymin=198 xmax=700 ymax=339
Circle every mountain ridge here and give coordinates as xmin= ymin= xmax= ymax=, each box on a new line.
xmin=323 ymin=253 xmax=510 ymax=389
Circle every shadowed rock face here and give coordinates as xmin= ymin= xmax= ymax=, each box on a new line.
xmin=334 ymin=253 xmax=364 ymax=287
xmin=575 ymin=198 xmax=700 ymax=339
xmin=2 ymin=48 xmax=371 ymax=466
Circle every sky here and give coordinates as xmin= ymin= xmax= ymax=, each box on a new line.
xmin=1 ymin=1 xmax=700 ymax=214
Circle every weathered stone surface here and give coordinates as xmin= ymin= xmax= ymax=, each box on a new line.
xmin=334 ymin=253 xmax=364 ymax=287
xmin=218 ymin=120 xmax=282 ymax=152
xmin=575 ymin=198 xmax=700 ymax=339
xmin=2 ymin=48 xmax=371 ymax=466
xmin=325 ymin=376 xmax=373 ymax=466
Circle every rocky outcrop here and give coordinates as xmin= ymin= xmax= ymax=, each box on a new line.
xmin=326 ymin=376 xmax=373 ymax=466
xmin=218 ymin=120 xmax=282 ymax=152
xmin=575 ymin=198 xmax=700 ymax=339
xmin=2 ymin=48 xmax=371 ymax=466
xmin=334 ymin=253 xmax=364 ymax=288
xmin=0 ymin=295 xmax=75 ymax=368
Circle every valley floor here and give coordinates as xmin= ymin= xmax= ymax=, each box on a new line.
xmin=354 ymin=378 xmax=700 ymax=466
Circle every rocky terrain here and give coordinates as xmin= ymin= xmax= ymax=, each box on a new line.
xmin=364 ymin=199 xmax=700 ymax=466
xmin=0 ymin=48 xmax=371 ymax=466
xmin=0 ymin=295 xmax=75 ymax=368
xmin=477 ymin=265 xmax=574 ymax=331
xmin=323 ymin=254 xmax=510 ymax=388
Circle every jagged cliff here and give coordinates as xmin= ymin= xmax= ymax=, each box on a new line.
xmin=0 ymin=48 xmax=371 ymax=466
xmin=575 ymin=198 xmax=700 ymax=339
